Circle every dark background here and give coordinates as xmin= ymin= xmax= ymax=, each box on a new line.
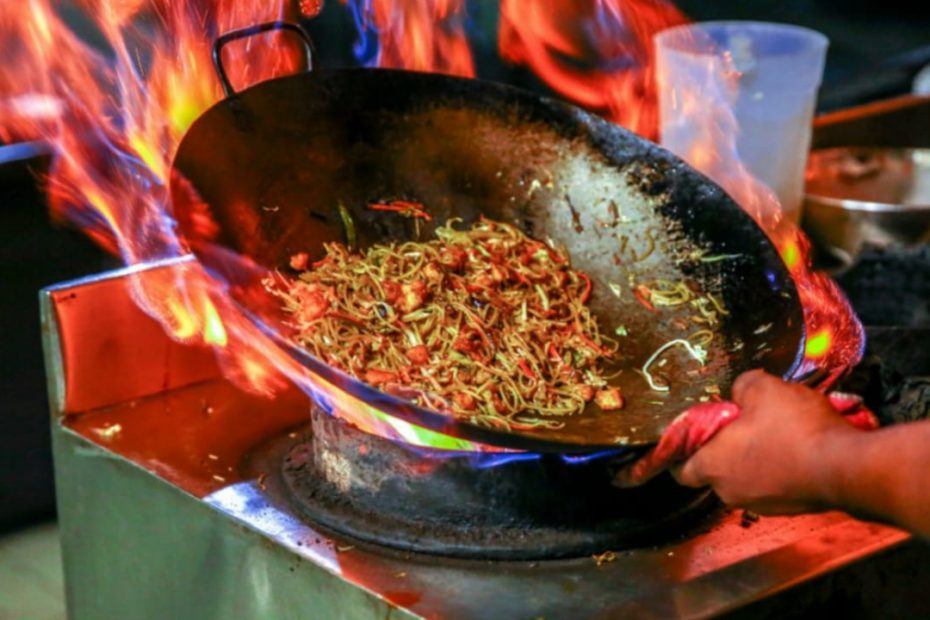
xmin=2 ymin=0 xmax=929 ymax=531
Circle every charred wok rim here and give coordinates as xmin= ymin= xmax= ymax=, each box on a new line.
xmin=172 ymin=68 xmax=806 ymax=453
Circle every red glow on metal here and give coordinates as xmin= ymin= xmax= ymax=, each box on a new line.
xmin=498 ymin=0 xmax=688 ymax=139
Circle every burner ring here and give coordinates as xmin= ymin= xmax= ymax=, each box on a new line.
xmin=279 ymin=407 xmax=717 ymax=560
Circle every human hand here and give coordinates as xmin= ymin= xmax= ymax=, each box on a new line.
xmin=671 ymin=369 xmax=861 ymax=514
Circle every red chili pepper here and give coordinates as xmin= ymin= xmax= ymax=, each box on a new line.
xmin=547 ymin=247 xmax=567 ymax=265
xmin=517 ymin=359 xmax=537 ymax=381
xmin=633 ymin=285 xmax=658 ymax=313
xmin=577 ymin=332 xmax=607 ymax=356
xmin=579 ymin=273 xmax=593 ymax=303
xmin=369 ymin=200 xmax=432 ymax=221
xmin=521 ymin=240 xmax=562 ymax=266
xmin=490 ymin=390 xmax=507 ymax=414
xmin=547 ymin=343 xmax=562 ymax=365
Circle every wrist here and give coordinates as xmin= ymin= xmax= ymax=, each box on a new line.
xmin=808 ymin=425 xmax=865 ymax=510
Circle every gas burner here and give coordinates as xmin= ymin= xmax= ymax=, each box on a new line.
xmin=274 ymin=407 xmax=715 ymax=560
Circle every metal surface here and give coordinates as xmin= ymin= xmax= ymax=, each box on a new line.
xmin=43 ymin=263 xmax=921 ymax=619
xmin=170 ymin=60 xmax=805 ymax=453
xmin=42 ymin=258 xmax=220 ymax=415
xmin=803 ymin=147 xmax=930 ymax=264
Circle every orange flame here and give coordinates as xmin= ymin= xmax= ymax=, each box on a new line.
xmin=345 ymin=0 xmax=474 ymax=76
xmin=2 ymin=0 xmax=859 ymax=453
xmin=1 ymin=0 xmax=502 ymax=452
xmin=654 ymin=29 xmax=863 ymax=379
xmin=1 ymin=0 xmax=300 ymax=387
xmin=498 ymin=0 xmax=687 ymax=139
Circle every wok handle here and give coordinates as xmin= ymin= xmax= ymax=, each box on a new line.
xmin=212 ymin=21 xmax=315 ymax=98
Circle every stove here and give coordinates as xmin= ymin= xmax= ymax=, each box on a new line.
xmin=39 ymin=96 xmax=930 ymax=620
xmin=0 ymin=2 xmax=930 ymax=618
xmin=43 ymin=257 xmax=926 ymax=619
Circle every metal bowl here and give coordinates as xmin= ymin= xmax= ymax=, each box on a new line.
xmin=803 ymin=146 xmax=930 ymax=265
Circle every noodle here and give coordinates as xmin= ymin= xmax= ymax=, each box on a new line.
xmin=268 ymin=218 xmax=623 ymax=429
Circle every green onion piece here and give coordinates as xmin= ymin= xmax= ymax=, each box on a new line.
xmin=338 ymin=202 xmax=356 ymax=249
xmin=535 ymin=284 xmax=550 ymax=311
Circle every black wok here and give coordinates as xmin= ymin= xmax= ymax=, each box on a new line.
xmin=170 ymin=22 xmax=805 ymax=453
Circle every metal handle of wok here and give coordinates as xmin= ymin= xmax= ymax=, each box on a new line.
xmin=212 ymin=21 xmax=315 ymax=99
xmin=795 ymin=366 xmax=842 ymax=392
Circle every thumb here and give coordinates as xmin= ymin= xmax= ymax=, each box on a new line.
xmin=731 ymin=369 xmax=770 ymax=406
xmin=670 ymin=453 xmax=708 ymax=488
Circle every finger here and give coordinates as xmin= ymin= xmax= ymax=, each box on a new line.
xmin=612 ymin=453 xmax=661 ymax=488
xmin=612 ymin=466 xmax=637 ymax=488
xmin=732 ymin=369 xmax=795 ymax=413
xmin=731 ymin=369 xmax=769 ymax=404
xmin=670 ymin=455 xmax=707 ymax=488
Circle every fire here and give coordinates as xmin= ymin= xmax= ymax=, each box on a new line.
xmin=654 ymin=30 xmax=863 ymax=381
xmin=344 ymin=0 xmax=474 ymax=76
xmin=805 ymin=328 xmax=832 ymax=360
xmin=0 ymin=0 xmax=501 ymax=452
xmin=498 ymin=0 xmax=688 ymax=139
xmin=0 ymin=0 xmax=301 ymax=384
xmin=1 ymin=0 xmax=301 ymax=255
xmin=3 ymin=0 xmax=860 ymax=455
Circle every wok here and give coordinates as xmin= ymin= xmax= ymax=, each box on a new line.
xmin=170 ymin=22 xmax=805 ymax=453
